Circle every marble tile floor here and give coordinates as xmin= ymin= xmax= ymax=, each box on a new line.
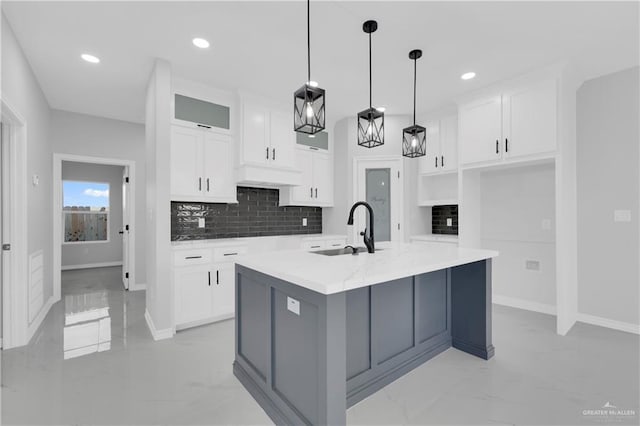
xmin=1 ymin=266 xmax=638 ymax=425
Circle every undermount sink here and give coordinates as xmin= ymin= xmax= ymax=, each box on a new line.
xmin=312 ymin=247 xmax=382 ymax=256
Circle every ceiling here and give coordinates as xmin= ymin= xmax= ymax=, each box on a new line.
xmin=3 ymin=1 xmax=638 ymax=125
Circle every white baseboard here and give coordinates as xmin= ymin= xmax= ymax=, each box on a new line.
xmin=492 ymin=294 xmax=557 ymax=316
xmin=144 ymin=309 xmax=174 ymax=341
xmin=129 ymin=282 xmax=146 ymax=291
xmin=577 ymin=313 xmax=640 ymax=335
xmin=61 ymin=261 xmax=123 ymax=271
xmin=27 ymin=296 xmax=55 ymax=344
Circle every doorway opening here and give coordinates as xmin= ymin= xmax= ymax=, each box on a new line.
xmin=53 ymin=154 xmax=136 ymax=300
xmin=353 ymin=156 xmax=404 ymax=243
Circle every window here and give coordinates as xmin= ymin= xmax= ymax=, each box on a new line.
xmin=63 ymin=181 xmax=110 ymax=243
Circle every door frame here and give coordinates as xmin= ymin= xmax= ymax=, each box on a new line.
xmin=53 ymin=154 xmax=137 ymax=301
xmin=1 ymin=98 xmax=29 ymax=349
xmin=352 ymin=156 xmax=404 ymax=244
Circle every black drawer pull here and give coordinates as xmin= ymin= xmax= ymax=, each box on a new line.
xmin=216 ymin=270 xmax=219 ymax=285
xmin=223 ymin=252 xmax=238 ymax=256
xmin=496 ymin=140 xmax=499 ymax=154
xmin=185 ymin=255 xmax=202 ymax=259
xmin=197 ymin=124 xmax=211 ymax=129
xmin=310 ymin=245 xmax=321 ymax=248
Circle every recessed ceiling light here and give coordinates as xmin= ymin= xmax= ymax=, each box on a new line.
xmin=81 ymin=54 xmax=100 ymax=64
xmin=461 ymin=72 xmax=476 ymax=80
xmin=375 ymin=106 xmax=386 ymax=112
xmin=192 ymin=38 xmax=210 ymax=49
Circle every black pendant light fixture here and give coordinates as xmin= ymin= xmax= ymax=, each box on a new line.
xmin=294 ymin=0 xmax=325 ymax=135
xmin=402 ymin=49 xmax=426 ymax=158
xmin=357 ymin=20 xmax=384 ymax=148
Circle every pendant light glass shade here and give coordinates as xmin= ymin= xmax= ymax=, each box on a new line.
xmin=402 ymin=49 xmax=426 ymax=158
xmin=294 ymin=0 xmax=325 ymax=135
xmin=358 ymin=20 xmax=384 ymax=148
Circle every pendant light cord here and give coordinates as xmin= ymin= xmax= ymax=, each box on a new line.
xmin=413 ymin=57 xmax=417 ymax=126
xmin=307 ymin=0 xmax=311 ymax=84
xmin=369 ymin=32 xmax=372 ymax=109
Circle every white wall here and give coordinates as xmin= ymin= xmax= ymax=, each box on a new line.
xmin=480 ymin=164 xmax=557 ymax=310
xmin=1 ymin=14 xmax=53 ymax=304
xmin=577 ymin=66 xmax=639 ymax=327
xmin=145 ymin=60 xmax=173 ymax=336
xmin=61 ymin=161 xmax=124 ymax=268
xmin=51 ymin=110 xmax=146 ymax=283
xmin=324 ymin=115 xmax=429 ymax=240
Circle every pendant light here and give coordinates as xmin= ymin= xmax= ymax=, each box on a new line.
xmin=402 ymin=49 xmax=426 ymax=158
xmin=357 ymin=20 xmax=384 ymax=148
xmin=294 ymin=0 xmax=325 ymax=135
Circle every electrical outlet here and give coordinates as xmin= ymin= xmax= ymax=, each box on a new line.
xmin=614 ymin=210 xmax=631 ymax=222
xmin=302 ymin=218 xmax=307 ymax=227
xmin=525 ymin=260 xmax=540 ymax=271
xmin=446 ymin=218 xmax=453 ymax=227
xmin=198 ymin=218 xmax=205 ymax=228
xmin=287 ymin=297 xmax=300 ymax=315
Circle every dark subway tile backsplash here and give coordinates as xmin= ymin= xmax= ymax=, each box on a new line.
xmin=171 ymin=186 xmax=322 ymax=241
xmin=432 ymin=205 xmax=458 ymax=235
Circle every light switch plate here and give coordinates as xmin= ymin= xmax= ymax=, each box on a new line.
xmin=287 ymin=297 xmax=300 ymax=315
xmin=446 ymin=218 xmax=453 ymax=227
xmin=302 ymin=218 xmax=307 ymax=227
xmin=198 ymin=218 xmax=205 ymax=228
xmin=526 ymin=260 xmax=540 ymax=271
xmin=614 ymin=210 xmax=631 ymax=222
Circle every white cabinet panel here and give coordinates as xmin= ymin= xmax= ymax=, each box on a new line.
xmin=203 ymin=133 xmax=235 ymax=199
xmin=439 ymin=115 xmax=458 ymax=172
xmin=242 ymin=102 xmax=269 ymax=165
xmin=502 ymin=80 xmax=557 ymax=159
xmin=171 ymin=126 xmax=202 ymax=197
xmin=213 ymin=263 xmax=235 ymax=317
xmin=420 ymin=122 xmax=440 ymax=174
xmin=269 ymin=110 xmax=296 ymax=168
xmin=291 ymin=149 xmax=314 ymax=203
xmin=459 ymin=96 xmax=502 ymax=165
xmin=313 ymin=152 xmax=332 ymax=204
xmin=174 ymin=266 xmax=212 ymax=326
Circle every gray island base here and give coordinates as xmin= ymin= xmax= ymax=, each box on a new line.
xmin=233 ymin=259 xmax=494 ymax=426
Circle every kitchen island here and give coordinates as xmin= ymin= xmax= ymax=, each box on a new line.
xmin=233 ymin=242 xmax=498 ymax=426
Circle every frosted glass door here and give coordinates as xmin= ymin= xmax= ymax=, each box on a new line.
xmin=366 ymin=168 xmax=391 ymax=242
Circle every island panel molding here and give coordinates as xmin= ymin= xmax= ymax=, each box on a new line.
xmin=171 ymin=186 xmax=322 ymax=240
xmin=234 ymin=254 xmax=495 ymax=426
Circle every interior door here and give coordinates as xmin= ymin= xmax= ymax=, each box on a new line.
xmin=0 ymin=122 xmax=5 ymax=345
xmin=121 ymin=167 xmax=130 ymax=290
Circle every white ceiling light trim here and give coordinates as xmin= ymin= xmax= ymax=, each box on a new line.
xmin=192 ymin=38 xmax=210 ymax=49
xmin=461 ymin=72 xmax=476 ymax=80
xmin=81 ymin=53 xmax=100 ymax=64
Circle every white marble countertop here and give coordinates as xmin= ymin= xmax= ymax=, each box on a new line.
xmin=235 ymin=242 xmax=498 ymax=295
xmin=410 ymin=234 xmax=459 ymax=242
xmin=171 ymin=234 xmax=347 ymax=249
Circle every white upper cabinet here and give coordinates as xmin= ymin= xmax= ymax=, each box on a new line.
xmin=459 ymin=79 xmax=557 ymax=167
xmin=501 ymin=80 xmax=557 ymax=159
xmin=238 ymin=97 xmax=301 ymax=186
xmin=170 ymin=124 xmax=237 ymax=203
xmin=280 ymin=147 xmax=334 ymax=207
xmin=459 ymin=96 xmax=503 ymax=165
xmin=419 ymin=115 xmax=458 ymax=174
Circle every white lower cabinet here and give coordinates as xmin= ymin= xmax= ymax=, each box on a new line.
xmin=300 ymin=237 xmax=347 ymax=252
xmin=173 ymin=246 xmax=246 ymax=330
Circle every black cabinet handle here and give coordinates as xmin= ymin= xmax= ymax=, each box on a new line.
xmin=208 ymin=271 xmax=211 ymax=286
xmin=207 ymin=178 xmax=210 ymax=192
xmin=310 ymin=245 xmax=321 ymax=249
xmin=505 ymin=138 xmax=509 ymax=152
xmin=198 ymin=177 xmax=202 ymax=191
xmin=441 ymin=155 xmax=444 ymax=167
xmin=310 ymin=187 xmax=313 ymax=198
xmin=185 ymin=255 xmax=202 ymax=259
xmin=266 ymin=147 xmax=269 ymax=159
xmin=272 ymin=148 xmax=276 ymax=161
xmin=197 ymin=124 xmax=212 ymax=129
xmin=216 ymin=270 xmax=219 ymax=285
xmin=223 ymin=252 xmax=238 ymax=256
xmin=496 ymin=140 xmax=499 ymax=154
xmin=315 ymin=188 xmax=318 ymax=198
xmin=435 ymin=157 xmax=438 ymax=168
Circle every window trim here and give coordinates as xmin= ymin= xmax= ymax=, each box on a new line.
xmin=62 ymin=180 xmax=111 ymax=245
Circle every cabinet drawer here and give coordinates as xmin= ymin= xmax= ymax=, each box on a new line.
xmin=301 ymin=241 xmax=325 ymax=251
xmin=213 ymin=246 xmax=248 ymax=262
xmin=173 ymin=249 xmax=212 ymax=266
xmin=325 ymin=239 xmax=347 ymax=249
